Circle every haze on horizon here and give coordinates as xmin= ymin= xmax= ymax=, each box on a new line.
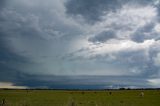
xmin=0 ymin=0 xmax=160 ymax=89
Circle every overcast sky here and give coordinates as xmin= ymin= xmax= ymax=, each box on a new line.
xmin=0 ymin=0 xmax=160 ymax=89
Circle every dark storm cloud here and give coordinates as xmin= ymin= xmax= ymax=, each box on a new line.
xmin=0 ymin=0 xmax=85 ymax=73
xmin=0 ymin=0 xmax=82 ymax=42
xmin=0 ymin=0 xmax=160 ymax=89
xmin=88 ymin=30 xmax=116 ymax=43
xmin=156 ymin=3 xmax=160 ymax=21
xmin=0 ymin=8 xmax=53 ymax=39
xmin=0 ymin=0 xmax=5 ymax=10
xmin=65 ymin=0 xmax=122 ymax=23
xmin=65 ymin=0 xmax=154 ymax=23
xmin=11 ymin=75 xmax=150 ymax=89
xmin=0 ymin=37 xmax=30 ymax=63
xmin=116 ymin=49 xmax=158 ymax=76
xmin=0 ymin=42 xmax=31 ymax=83
xmin=131 ymin=23 xmax=159 ymax=43
xmin=0 ymin=40 xmax=152 ymax=89
xmin=0 ymin=41 xmax=33 ymax=83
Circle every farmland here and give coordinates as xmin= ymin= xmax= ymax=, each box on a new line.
xmin=0 ymin=89 xmax=160 ymax=106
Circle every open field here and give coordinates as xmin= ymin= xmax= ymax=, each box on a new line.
xmin=0 ymin=89 xmax=160 ymax=106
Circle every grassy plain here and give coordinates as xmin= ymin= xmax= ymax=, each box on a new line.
xmin=0 ymin=89 xmax=160 ymax=106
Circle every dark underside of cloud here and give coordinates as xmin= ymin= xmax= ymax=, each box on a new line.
xmin=0 ymin=44 xmax=152 ymax=89
xmin=0 ymin=68 xmax=150 ymax=89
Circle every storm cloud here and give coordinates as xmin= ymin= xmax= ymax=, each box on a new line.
xmin=0 ymin=0 xmax=160 ymax=89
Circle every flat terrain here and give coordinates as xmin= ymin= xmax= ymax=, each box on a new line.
xmin=0 ymin=89 xmax=160 ymax=106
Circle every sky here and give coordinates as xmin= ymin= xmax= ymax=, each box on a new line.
xmin=0 ymin=0 xmax=160 ymax=89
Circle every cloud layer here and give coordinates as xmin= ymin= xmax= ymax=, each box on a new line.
xmin=0 ymin=0 xmax=160 ymax=88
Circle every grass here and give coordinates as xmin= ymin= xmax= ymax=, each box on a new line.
xmin=0 ymin=89 xmax=160 ymax=106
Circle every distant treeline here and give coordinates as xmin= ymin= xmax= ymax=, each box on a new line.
xmin=0 ymin=88 xmax=160 ymax=91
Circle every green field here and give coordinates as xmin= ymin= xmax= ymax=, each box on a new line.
xmin=0 ymin=90 xmax=160 ymax=106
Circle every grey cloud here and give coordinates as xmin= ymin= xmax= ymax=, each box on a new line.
xmin=0 ymin=2 xmax=81 ymax=46
xmin=65 ymin=0 xmax=122 ymax=23
xmin=119 ymin=47 xmax=159 ymax=77
xmin=117 ymin=49 xmax=157 ymax=77
xmin=157 ymin=5 xmax=160 ymax=21
xmin=88 ymin=30 xmax=116 ymax=43
xmin=0 ymin=0 xmax=5 ymax=10
xmin=0 ymin=48 xmax=152 ymax=89
xmin=0 ymin=8 xmax=79 ymax=40
xmin=65 ymin=0 xmax=155 ymax=24
xmin=0 ymin=0 xmax=85 ymax=76
xmin=0 ymin=56 xmax=156 ymax=89
xmin=65 ymin=41 xmax=160 ymax=78
xmin=1 ymin=0 xmax=160 ymax=89
xmin=153 ymin=0 xmax=160 ymax=17
xmin=116 ymin=50 xmax=156 ymax=76
xmin=0 ymin=69 xmax=151 ymax=89
xmin=0 ymin=41 xmax=34 ymax=83
xmin=131 ymin=23 xmax=159 ymax=43
xmin=0 ymin=0 xmax=83 ymax=40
